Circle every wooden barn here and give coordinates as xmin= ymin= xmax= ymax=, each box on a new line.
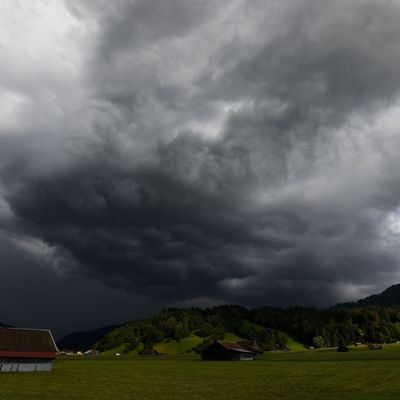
xmin=0 ymin=327 xmax=58 ymax=372
xmin=201 ymin=341 xmax=255 ymax=361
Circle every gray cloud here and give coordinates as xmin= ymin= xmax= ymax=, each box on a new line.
xmin=1 ymin=0 xmax=400 ymax=332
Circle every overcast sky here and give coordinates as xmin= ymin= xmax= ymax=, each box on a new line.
xmin=1 ymin=0 xmax=400 ymax=338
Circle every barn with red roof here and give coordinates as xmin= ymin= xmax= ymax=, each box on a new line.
xmin=201 ymin=340 xmax=255 ymax=361
xmin=0 ymin=327 xmax=58 ymax=372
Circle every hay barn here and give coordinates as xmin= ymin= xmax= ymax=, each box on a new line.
xmin=201 ymin=341 xmax=255 ymax=361
xmin=0 ymin=327 xmax=58 ymax=372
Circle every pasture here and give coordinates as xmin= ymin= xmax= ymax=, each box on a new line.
xmin=1 ymin=346 xmax=400 ymax=399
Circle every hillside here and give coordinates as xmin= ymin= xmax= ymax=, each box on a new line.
xmin=93 ymin=306 xmax=292 ymax=355
xmin=154 ymin=334 xmax=204 ymax=354
xmin=337 ymin=284 xmax=400 ymax=308
xmin=57 ymin=325 xmax=121 ymax=352
xmin=94 ymin=304 xmax=400 ymax=354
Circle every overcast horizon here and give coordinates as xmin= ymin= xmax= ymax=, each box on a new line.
xmin=2 ymin=0 xmax=400 ymax=338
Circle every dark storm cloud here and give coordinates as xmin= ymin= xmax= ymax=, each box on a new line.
xmin=2 ymin=0 xmax=400 ymax=323
xmin=5 ymin=137 xmax=261 ymax=300
xmin=99 ymin=0 xmax=215 ymax=55
xmin=0 ymin=231 xmax=160 ymax=338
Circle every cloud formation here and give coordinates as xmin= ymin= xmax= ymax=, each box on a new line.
xmin=2 ymin=0 xmax=400 ymax=332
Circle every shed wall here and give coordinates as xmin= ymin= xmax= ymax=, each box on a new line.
xmin=0 ymin=358 xmax=53 ymax=373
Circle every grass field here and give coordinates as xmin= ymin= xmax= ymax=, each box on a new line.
xmin=2 ymin=346 xmax=400 ymax=399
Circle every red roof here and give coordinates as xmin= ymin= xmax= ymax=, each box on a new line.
xmin=217 ymin=341 xmax=254 ymax=353
xmin=0 ymin=327 xmax=58 ymax=359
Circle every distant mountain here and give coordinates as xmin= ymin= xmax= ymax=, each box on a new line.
xmin=336 ymin=284 xmax=400 ymax=308
xmin=57 ymin=325 xmax=121 ymax=351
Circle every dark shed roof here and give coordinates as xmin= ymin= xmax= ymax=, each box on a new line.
xmin=237 ymin=340 xmax=264 ymax=354
xmin=217 ymin=341 xmax=254 ymax=353
xmin=0 ymin=327 xmax=58 ymax=359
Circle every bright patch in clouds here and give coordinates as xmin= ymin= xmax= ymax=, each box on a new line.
xmin=0 ymin=90 xmax=30 ymax=132
xmin=387 ymin=211 xmax=400 ymax=235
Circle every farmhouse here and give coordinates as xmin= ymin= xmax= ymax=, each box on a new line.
xmin=201 ymin=341 xmax=255 ymax=361
xmin=0 ymin=327 xmax=58 ymax=372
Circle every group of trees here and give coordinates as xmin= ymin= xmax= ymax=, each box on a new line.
xmin=94 ymin=304 xmax=400 ymax=353
xmin=249 ymin=306 xmax=400 ymax=347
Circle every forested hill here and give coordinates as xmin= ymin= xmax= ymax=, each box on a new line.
xmin=336 ymin=284 xmax=400 ymax=308
xmin=92 ymin=304 xmax=400 ymax=354
xmin=93 ymin=305 xmax=290 ymax=354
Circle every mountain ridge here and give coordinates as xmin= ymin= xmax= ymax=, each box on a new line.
xmin=57 ymin=324 xmax=121 ymax=351
xmin=336 ymin=284 xmax=400 ymax=308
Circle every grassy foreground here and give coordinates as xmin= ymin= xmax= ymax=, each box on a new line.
xmin=2 ymin=347 xmax=400 ymax=399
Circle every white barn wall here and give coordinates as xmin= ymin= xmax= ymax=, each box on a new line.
xmin=0 ymin=359 xmax=53 ymax=373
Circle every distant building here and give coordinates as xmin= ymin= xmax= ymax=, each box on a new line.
xmin=0 ymin=327 xmax=58 ymax=372
xmin=201 ymin=341 xmax=255 ymax=361
xmin=83 ymin=349 xmax=99 ymax=357
xmin=368 ymin=344 xmax=383 ymax=350
xmin=140 ymin=348 xmax=160 ymax=356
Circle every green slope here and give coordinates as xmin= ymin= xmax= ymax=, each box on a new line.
xmin=223 ymin=332 xmax=244 ymax=342
xmin=101 ymin=342 xmax=144 ymax=356
xmin=283 ymin=333 xmax=305 ymax=351
xmin=242 ymin=320 xmax=305 ymax=350
xmin=101 ymin=343 xmax=128 ymax=356
xmin=154 ymin=335 xmax=203 ymax=354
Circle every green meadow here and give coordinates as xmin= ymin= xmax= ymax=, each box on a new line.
xmin=2 ymin=346 xmax=400 ymax=399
